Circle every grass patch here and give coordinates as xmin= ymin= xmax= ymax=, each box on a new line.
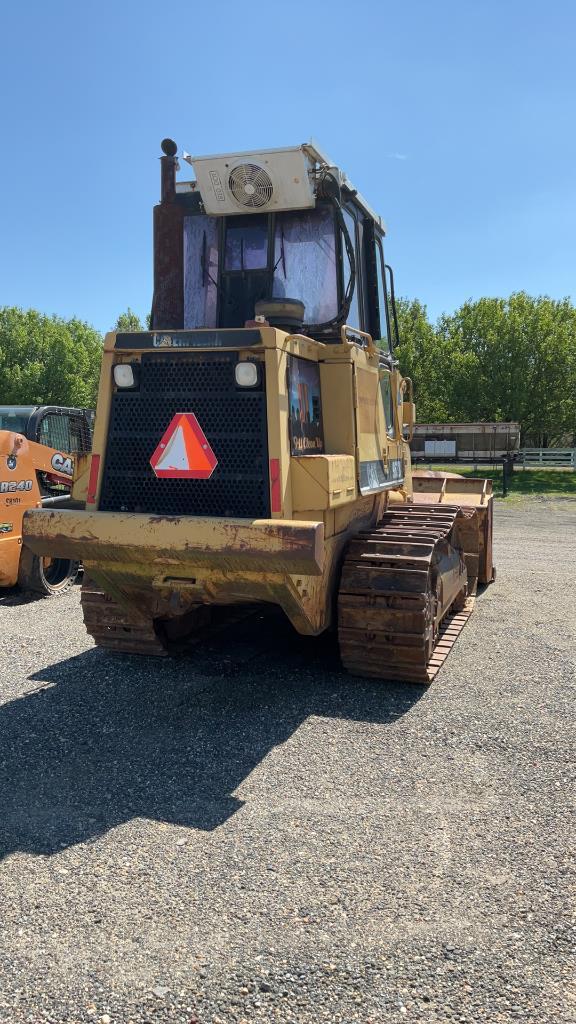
xmin=414 ymin=463 xmax=576 ymax=498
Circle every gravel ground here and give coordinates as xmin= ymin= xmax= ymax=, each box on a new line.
xmin=0 ymin=497 xmax=574 ymax=1023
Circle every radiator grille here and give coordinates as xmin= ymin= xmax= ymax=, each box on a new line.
xmin=99 ymin=352 xmax=269 ymax=517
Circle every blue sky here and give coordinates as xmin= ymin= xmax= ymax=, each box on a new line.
xmin=1 ymin=0 xmax=574 ymax=332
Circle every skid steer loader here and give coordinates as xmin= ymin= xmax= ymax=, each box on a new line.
xmin=1 ymin=405 xmax=92 ymax=594
xmin=23 ymin=140 xmax=493 ymax=681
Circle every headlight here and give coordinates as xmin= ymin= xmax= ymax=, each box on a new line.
xmin=113 ymin=364 xmax=135 ymax=388
xmin=235 ymin=361 xmax=259 ymax=388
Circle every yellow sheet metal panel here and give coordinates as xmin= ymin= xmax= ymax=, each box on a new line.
xmin=71 ymin=452 xmax=91 ymax=503
xmin=264 ymin=345 xmax=291 ymax=519
xmin=412 ymin=475 xmax=494 ymax=583
xmin=411 ymin=475 xmax=493 ymax=507
xmin=334 ymin=492 xmax=384 ymax=535
xmin=86 ymin=340 xmax=116 ymax=508
xmin=291 ymin=455 xmax=357 ymax=511
xmin=355 ymin=366 xmax=400 ymax=493
xmin=319 ymin=361 xmax=356 ymax=457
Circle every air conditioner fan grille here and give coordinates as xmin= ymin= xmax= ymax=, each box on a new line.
xmin=228 ymin=163 xmax=274 ymax=209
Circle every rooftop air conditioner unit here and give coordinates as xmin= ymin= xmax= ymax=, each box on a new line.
xmin=189 ymin=146 xmax=316 ymax=216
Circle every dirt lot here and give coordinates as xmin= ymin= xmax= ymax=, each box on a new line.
xmin=0 ymin=498 xmax=574 ymax=1023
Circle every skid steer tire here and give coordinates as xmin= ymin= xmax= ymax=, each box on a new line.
xmin=18 ymin=547 xmax=80 ymax=597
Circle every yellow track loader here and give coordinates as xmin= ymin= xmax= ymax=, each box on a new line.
xmin=23 ymin=140 xmax=493 ymax=681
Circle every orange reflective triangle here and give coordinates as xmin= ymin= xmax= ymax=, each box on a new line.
xmin=150 ymin=413 xmax=218 ymax=479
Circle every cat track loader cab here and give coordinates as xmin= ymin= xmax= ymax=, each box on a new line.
xmin=23 ymin=140 xmax=494 ymax=681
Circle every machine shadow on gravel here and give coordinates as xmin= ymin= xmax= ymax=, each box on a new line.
xmin=0 ymin=609 xmax=424 ymax=859
xmin=0 ymin=588 xmax=48 ymax=608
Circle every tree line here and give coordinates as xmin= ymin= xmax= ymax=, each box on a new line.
xmin=1 ymin=295 xmax=575 ymax=444
xmin=393 ymin=293 xmax=576 ymax=446
xmin=0 ymin=307 xmax=144 ymax=411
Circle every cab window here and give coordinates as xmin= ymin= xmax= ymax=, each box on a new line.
xmin=39 ymin=414 xmax=71 ymax=452
xmin=380 ymin=371 xmax=395 ymax=437
xmin=0 ymin=406 xmax=34 ymax=434
xmin=183 ymin=215 xmax=219 ymax=328
xmin=342 ymin=208 xmax=361 ymax=331
xmin=273 ymin=207 xmax=338 ymax=325
xmin=375 ymin=238 xmax=391 ymax=350
xmin=38 ymin=412 xmax=91 ymax=454
xmin=225 ymin=215 xmax=268 ymax=271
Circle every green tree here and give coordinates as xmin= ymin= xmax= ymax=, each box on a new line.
xmin=437 ymin=293 xmax=576 ymax=444
xmin=0 ymin=306 xmax=102 ymax=408
xmin=392 ymin=298 xmax=459 ymax=422
xmin=392 ymin=292 xmax=576 ymax=444
xmin=114 ymin=308 xmax=144 ymax=332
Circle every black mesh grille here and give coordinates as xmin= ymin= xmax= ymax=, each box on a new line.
xmin=99 ymin=352 xmax=269 ymax=517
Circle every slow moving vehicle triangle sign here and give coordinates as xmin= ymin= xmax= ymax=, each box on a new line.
xmin=150 ymin=413 xmax=218 ymax=479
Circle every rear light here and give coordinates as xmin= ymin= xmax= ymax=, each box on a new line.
xmin=235 ymin=361 xmax=259 ymax=388
xmin=113 ymin=364 xmax=136 ymax=388
xmin=86 ymin=454 xmax=101 ymax=505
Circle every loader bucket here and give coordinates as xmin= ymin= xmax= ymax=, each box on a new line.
xmin=411 ymin=472 xmax=494 ymax=585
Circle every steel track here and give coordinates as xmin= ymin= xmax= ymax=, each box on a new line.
xmin=338 ymin=504 xmax=474 ymax=684
xmin=81 ymin=581 xmax=169 ymax=656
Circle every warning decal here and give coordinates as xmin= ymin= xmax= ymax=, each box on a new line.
xmin=149 ymin=413 xmax=218 ymax=479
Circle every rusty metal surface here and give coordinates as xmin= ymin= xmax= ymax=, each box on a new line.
xmin=80 ymin=578 xmax=264 ymax=656
xmin=80 ymin=579 xmax=168 ymax=655
xmin=338 ymin=505 xmax=470 ymax=684
xmin=22 ymin=506 xmax=377 ymax=644
xmin=76 ymin=520 xmax=348 ymax=641
xmin=411 ymin=474 xmax=494 ymax=584
xmin=23 ymin=509 xmax=326 ymax=576
xmin=413 ymin=469 xmax=465 ymax=479
xmin=411 ymin=473 xmax=493 ymax=506
xmin=151 ymin=152 xmax=184 ymax=331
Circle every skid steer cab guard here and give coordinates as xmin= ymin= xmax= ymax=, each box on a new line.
xmin=23 ymin=139 xmax=494 ymax=680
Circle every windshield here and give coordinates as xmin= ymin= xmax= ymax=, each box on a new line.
xmin=0 ymin=406 xmax=35 ymax=434
xmin=272 ymin=207 xmax=338 ymax=325
xmin=183 ymin=206 xmax=339 ymax=329
xmin=225 ymin=215 xmax=268 ymax=270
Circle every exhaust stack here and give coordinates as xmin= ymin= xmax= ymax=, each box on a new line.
xmin=151 ymin=138 xmax=184 ymax=330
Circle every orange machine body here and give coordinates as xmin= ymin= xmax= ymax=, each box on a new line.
xmin=0 ymin=430 xmax=75 ymax=587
